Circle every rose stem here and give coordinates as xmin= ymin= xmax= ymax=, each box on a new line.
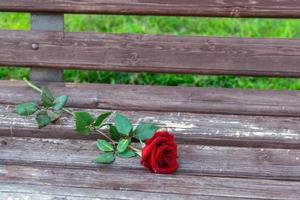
xmin=95 ymin=128 xmax=142 ymax=157
xmin=24 ymin=78 xmax=142 ymax=157
xmin=24 ymin=77 xmax=42 ymax=93
xmin=24 ymin=78 xmax=75 ymax=117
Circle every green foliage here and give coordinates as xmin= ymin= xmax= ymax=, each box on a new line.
xmin=97 ymin=139 xmax=114 ymax=152
xmin=94 ymin=112 xmax=112 ymax=127
xmin=134 ymin=124 xmax=160 ymax=141
xmin=117 ymin=139 xmax=130 ymax=153
xmin=15 ymin=82 xmax=69 ymax=129
xmin=109 ymin=125 xmax=121 ymax=141
xmin=53 ymin=96 xmax=68 ymax=111
xmin=36 ymin=111 xmax=51 ymax=128
xmin=115 ymin=113 xmax=132 ymax=136
xmin=14 ymin=80 xmax=161 ymax=167
xmin=94 ymin=152 xmax=115 ymax=164
xmin=15 ymin=102 xmax=37 ymax=116
xmin=41 ymin=88 xmax=55 ymax=108
xmin=75 ymin=112 xmax=94 ymax=135
xmin=118 ymin=149 xmax=136 ymax=158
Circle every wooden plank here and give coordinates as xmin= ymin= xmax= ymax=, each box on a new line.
xmin=2 ymin=104 xmax=300 ymax=148
xmin=1 ymin=137 xmax=300 ymax=180
xmin=1 ymin=0 xmax=300 ymax=18
xmin=0 ymin=183 xmax=203 ymax=200
xmin=2 ymin=31 xmax=300 ymax=77
xmin=2 ymin=80 xmax=300 ymax=117
xmin=1 ymin=164 xmax=300 ymax=199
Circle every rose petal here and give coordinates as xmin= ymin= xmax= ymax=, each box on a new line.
xmin=141 ymin=131 xmax=179 ymax=174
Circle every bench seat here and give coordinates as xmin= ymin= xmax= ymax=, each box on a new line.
xmin=2 ymin=164 xmax=300 ymax=199
xmin=1 ymin=155 xmax=300 ymax=200
xmin=1 ymin=80 xmax=300 ymax=199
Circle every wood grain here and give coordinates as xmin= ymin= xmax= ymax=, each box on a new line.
xmin=2 ymin=104 xmax=300 ymax=148
xmin=1 ymin=164 xmax=300 ymax=199
xmin=3 ymin=80 xmax=300 ymax=117
xmin=0 ymin=183 xmax=205 ymax=200
xmin=2 ymin=30 xmax=300 ymax=77
xmin=3 ymin=1 xmax=300 ymax=198
xmin=1 ymin=137 xmax=300 ymax=180
xmin=1 ymin=0 xmax=300 ymax=18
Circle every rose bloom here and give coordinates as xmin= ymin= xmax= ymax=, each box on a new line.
xmin=141 ymin=131 xmax=179 ymax=174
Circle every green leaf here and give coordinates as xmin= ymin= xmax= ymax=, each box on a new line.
xmin=36 ymin=111 xmax=51 ymax=128
xmin=93 ymin=152 xmax=115 ymax=164
xmin=75 ymin=112 xmax=94 ymax=135
xmin=134 ymin=124 xmax=160 ymax=141
xmin=115 ymin=113 xmax=132 ymax=136
xmin=109 ymin=125 xmax=121 ymax=141
xmin=94 ymin=112 xmax=112 ymax=127
xmin=117 ymin=149 xmax=136 ymax=158
xmin=53 ymin=95 xmax=68 ymax=111
xmin=47 ymin=110 xmax=61 ymax=122
xmin=117 ymin=139 xmax=129 ymax=153
xmin=41 ymin=87 xmax=55 ymax=108
xmin=15 ymin=102 xmax=37 ymax=116
xmin=96 ymin=139 xmax=114 ymax=152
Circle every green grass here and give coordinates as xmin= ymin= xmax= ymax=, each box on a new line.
xmin=1 ymin=12 xmax=300 ymax=90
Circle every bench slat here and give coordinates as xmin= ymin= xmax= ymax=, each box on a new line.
xmin=1 ymin=0 xmax=300 ymax=18
xmin=1 ymin=164 xmax=300 ymax=199
xmin=0 ymin=184 xmax=204 ymax=200
xmin=2 ymin=80 xmax=300 ymax=117
xmin=1 ymin=104 xmax=300 ymax=148
xmin=1 ymin=30 xmax=300 ymax=77
xmin=1 ymin=137 xmax=300 ymax=180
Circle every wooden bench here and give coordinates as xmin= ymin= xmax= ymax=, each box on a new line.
xmin=1 ymin=1 xmax=300 ymax=199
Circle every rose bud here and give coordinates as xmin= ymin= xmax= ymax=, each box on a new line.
xmin=141 ymin=131 xmax=179 ymax=174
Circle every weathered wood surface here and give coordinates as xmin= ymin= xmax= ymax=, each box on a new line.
xmin=3 ymin=80 xmax=300 ymax=117
xmin=1 ymin=0 xmax=300 ymax=18
xmin=0 ymin=184 xmax=205 ymax=200
xmin=2 ymin=104 xmax=300 ymax=148
xmin=1 ymin=137 xmax=300 ymax=180
xmin=2 ymin=30 xmax=300 ymax=77
xmin=2 ymin=2 xmax=300 ymax=198
xmin=1 ymin=164 xmax=300 ymax=199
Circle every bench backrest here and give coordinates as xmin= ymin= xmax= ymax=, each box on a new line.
xmin=1 ymin=1 xmax=300 ymax=79
xmin=1 ymin=1 xmax=300 ymax=78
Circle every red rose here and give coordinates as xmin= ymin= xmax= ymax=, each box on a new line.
xmin=141 ymin=131 xmax=179 ymax=174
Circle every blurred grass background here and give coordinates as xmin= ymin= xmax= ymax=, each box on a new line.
xmin=1 ymin=12 xmax=300 ymax=90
